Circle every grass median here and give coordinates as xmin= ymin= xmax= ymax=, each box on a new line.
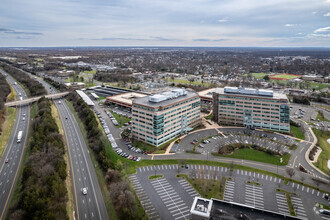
xmin=212 ymin=147 xmax=290 ymax=166
xmin=0 ymin=84 xmax=17 ymax=158
xmin=312 ymin=128 xmax=330 ymax=175
xmin=51 ymin=104 xmax=74 ymax=220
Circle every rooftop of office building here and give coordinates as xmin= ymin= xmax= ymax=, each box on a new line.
xmin=214 ymin=87 xmax=288 ymax=100
xmin=133 ymin=88 xmax=199 ymax=108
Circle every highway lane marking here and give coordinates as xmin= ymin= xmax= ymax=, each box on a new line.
xmin=0 ymin=104 xmax=29 ymax=220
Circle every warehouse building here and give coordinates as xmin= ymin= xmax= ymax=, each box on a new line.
xmin=132 ymin=88 xmax=201 ymax=147
xmin=213 ymin=87 xmax=290 ymax=132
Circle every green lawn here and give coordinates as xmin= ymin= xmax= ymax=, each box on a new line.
xmin=177 ymin=174 xmax=223 ymax=199
xmin=312 ymin=128 xmax=330 ymax=175
xmin=271 ymin=74 xmax=301 ymax=80
xmin=0 ymin=107 xmax=16 ymax=158
xmin=310 ymin=82 xmax=330 ymax=90
xmin=290 ymin=125 xmax=305 ymax=140
xmin=82 ymin=70 xmax=97 ymax=74
xmin=316 ymin=112 xmax=330 ymax=122
xmin=213 ymin=148 xmax=290 ymax=166
xmin=149 ymin=175 xmax=163 ymax=180
xmin=251 ymin=72 xmax=268 ymax=79
xmin=110 ymin=110 xmax=131 ymax=128
xmin=204 ymin=113 xmax=213 ymax=120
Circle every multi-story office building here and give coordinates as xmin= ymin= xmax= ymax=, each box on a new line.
xmin=132 ymin=88 xmax=201 ymax=147
xmin=213 ymin=87 xmax=290 ymax=132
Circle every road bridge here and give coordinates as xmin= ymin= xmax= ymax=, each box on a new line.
xmin=5 ymin=92 xmax=69 ymax=107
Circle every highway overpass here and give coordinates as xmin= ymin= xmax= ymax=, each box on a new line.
xmin=5 ymin=92 xmax=69 ymax=107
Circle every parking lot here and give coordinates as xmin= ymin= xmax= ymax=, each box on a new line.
xmin=130 ymin=164 xmax=328 ymax=220
xmin=290 ymin=104 xmax=318 ymax=122
xmin=177 ymin=127 xmax=297 ymax=159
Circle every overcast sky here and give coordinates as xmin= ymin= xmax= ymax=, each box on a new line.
xmin=1 ymin=0 xmax=330 ymax=47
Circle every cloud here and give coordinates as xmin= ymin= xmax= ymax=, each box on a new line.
xmin=314 ymin=27 xmax=330 ymax=33
xmin=0 ymin=28 xmax=43 ymax=35
xmin=217 ymin=17 xmax=229 ymax=23
xmin=284 ymin=24 xmax=294 ymax=27
xmin=89 ymin=36 xmax=181 ymax=42
xmin=312 ymin=11 xmax=317 ymax=14
xmin=193 ymin=38 xmax=228 ymax=42
xmin=324 ymin=12 xmax=330 ymax=16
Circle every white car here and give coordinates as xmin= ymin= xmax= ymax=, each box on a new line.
xmin=82 ymin=188 xmax=87 ymax=195
xmin=22 ymin=117 xmax=25 ymax=121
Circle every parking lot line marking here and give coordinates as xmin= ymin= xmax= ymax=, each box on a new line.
xmin=170 ymin=206 xmax=188 ymax=214
xmin=317 ymin=191 xmax=320 ymax=196
xmin=312 ymin=189 xmax=314 ymax=194
xmin=143 ymin=167 xmax=145 ymax=172
xmin=168 ymin=203 xmax=185 ymax=210
xmin=175 ymin=213 xmax=190 ymax=220
xmin=270 ymin=176 xmax=272 ymax=181
xmin=237 ymin=170 xmax=239 ymax=174
xmin=302 ymin=186 xmax=304 ymax=191
xmin=307 ymin=188 xmax=309 ymax=193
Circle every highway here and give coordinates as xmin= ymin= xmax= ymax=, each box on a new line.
xmin=28 ymin=74 xmax=109 ymax=220
xmin=0 ymin=69 xmax=30 ymax=220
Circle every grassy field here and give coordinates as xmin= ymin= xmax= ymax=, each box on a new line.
xmin=149 ymin=175 xmax=163 ymax=180
xmin=204 ymin=113 xmax=213 ymax=120
xmin=82 ymin=70 xmax=97 ymax=74
xmin=0 ymin=108 xmax=16 ymax=158
xmin=212 ymin=148 xmax=290 ymax=166
xmin=316 ymin=112 xmax=330 ymax=122
xmin=0 ymin=85 xmax=16 ymax=158
xmin=290 ymin=125 xmax=305 ymax=140
xmin=167 ymin=78 xmax=212 ymax=87
xmin=51 ymin=104 xmax=74 ymax=220
xmin=312 ymin=128 xmax=330 ymax=175
xmin=110 ymin=110 xmax=131 ymax=128
xmin=177 ymin=174 xmax=223 ymax=199
xmin=310 ymin=82 xmax=330 ymax=90
xmin=250 ymin=72 xmax=268 ymax=79
xmin=270 ymin=74 xmax=301 ymax=80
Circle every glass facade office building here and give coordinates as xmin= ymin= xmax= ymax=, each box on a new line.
xmin=213 ymin=87 xmax=290 ymax=132
xmin=132 ymin=89 xmax=201 ymax=147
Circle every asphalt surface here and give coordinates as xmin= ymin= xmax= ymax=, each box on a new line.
xmin=16 ymin=68 xmax=109 ymax=220
xmin=132 ymin=165 xmax=329 ymax=220
xmin=0 ymin=69 xmax=30 ymax=220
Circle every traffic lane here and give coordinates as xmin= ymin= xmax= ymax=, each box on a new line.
xmin=59 ymin=101 xmax=108 ymax=220
xmin=56 ymin=102 xmax=98 ymax=220
xmin=35 ymin=76 xmax=107 ymax=219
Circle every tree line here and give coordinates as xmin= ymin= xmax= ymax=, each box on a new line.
xmin=66 ymin=92 xmax=113 ymax=171
xmin=0 ymin=74 xmax=11 ymax=134
xmin=0 ymin=63 xmax=46 ymax=97
xmin=9 ymin=97 xmax=68 ymax=220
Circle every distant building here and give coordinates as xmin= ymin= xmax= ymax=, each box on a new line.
xmin=190 ymin=197 xmax=300 ymax=220
xmin=64 ymin=82 xmax=86 ymax=89
xmin=106 ymin=92 xmax=148 ymax=109
xmin=213 ymin=87 xmax=290 ymax=132
xmin=132 ymin=88 xmax=201 ymax=147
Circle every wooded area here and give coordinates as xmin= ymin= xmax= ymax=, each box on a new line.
xmin=9 ymin=98 xmax=68 ymax=220
xmin=0 ymin=74 xmax=11 ymax=134
xmin=0 ymin=63 xmax=46 ymax=97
